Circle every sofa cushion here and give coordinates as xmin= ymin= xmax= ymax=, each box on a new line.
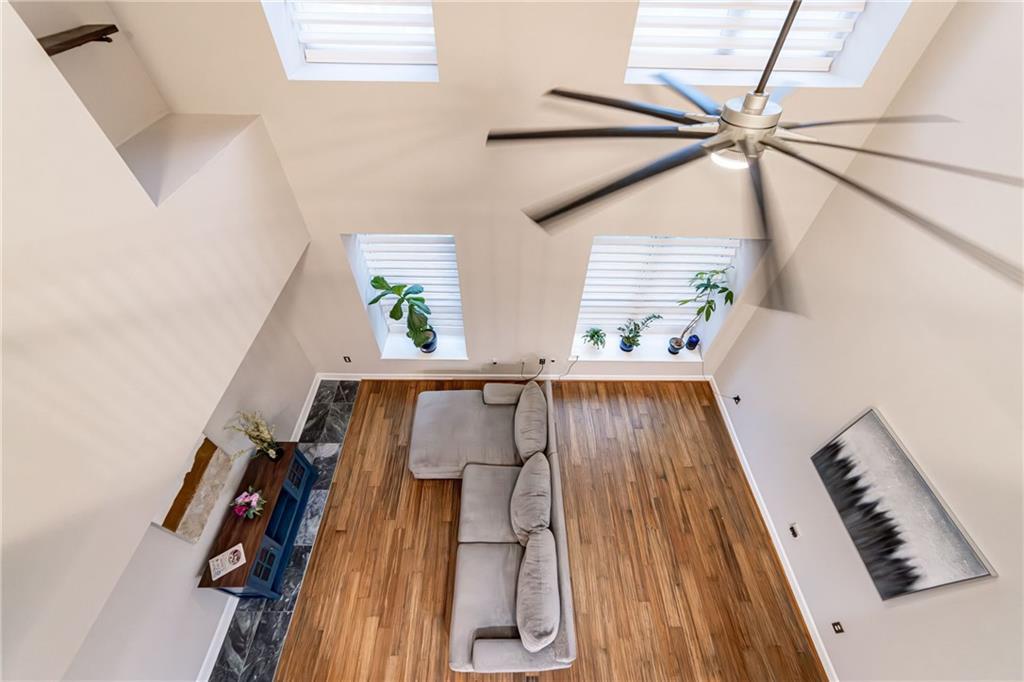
xmin=459 ymin=464 xmax=521 ymax=543
xmin=449 ymin=543 xmax=524 ymax=672
xmin=516 ymin=529 xmax=560 ymax=652
xmin=513 ymin=381 xmax=547 ymax=460
xmin=510 ymin=455 xmax=551 ymax=545
xmin=483 ymin=383 xmax=526 ymax=405
xmin=409 ymin=390 xmax=518 ymax=479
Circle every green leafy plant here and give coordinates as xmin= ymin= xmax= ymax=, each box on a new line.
xmin=678 ymin=267 xmax=734 ymax=336
xmin=581 ymin=327 xmax=606 ymax=349
xmin=368 ymin=276 xmax=433 ymax=348
xmin=617 ymin=314 xmax=662 ymax=348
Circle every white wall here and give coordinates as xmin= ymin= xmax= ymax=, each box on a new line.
xmin=0 ymin=6 xmax=310 ymax=678
xmin=63 ymin=292 xmax=316 ymax=681
xmin=109 ymin=0 xmax=954 ymax=380
xmin=11 ymin=0 xmax=169 ymax=146
xmin=714 ymin=3 xmax=1023 ymax=679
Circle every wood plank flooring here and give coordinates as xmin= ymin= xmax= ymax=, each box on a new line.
xmin=276 ymin=380 xmax=825 ymax=681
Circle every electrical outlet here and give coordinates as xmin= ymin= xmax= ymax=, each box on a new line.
xmin=539 ymin=358 xmax=547 ymax=365
xmin=732 ymin=395 xmax=742 ymax=404
xmin=789 ymin=523 xmax=800 ymax=539
xmin=343 ymin=356 xmax=352 ymax=363
xmin=832 ymin=622 xmax=845 ymax=634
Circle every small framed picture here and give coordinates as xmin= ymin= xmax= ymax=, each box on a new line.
xmin=209 ymin=543 xmax=246 ymax=581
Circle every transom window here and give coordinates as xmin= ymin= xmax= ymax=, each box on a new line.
xmin=575 ymin=235 xmax=740 ymax=338
xmin=262 ymin=1 xmax=438 ymax=82
xmin=626 ymin=0 xmax=909 ymax=88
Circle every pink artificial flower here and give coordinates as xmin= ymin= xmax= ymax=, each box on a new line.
xmin=249 ymin=494 xmax=261 ymax=506
xmin=237 ymin=492 xmax=252 ymax=504
xmin=233 ymin=505 xmax=247 ymax=517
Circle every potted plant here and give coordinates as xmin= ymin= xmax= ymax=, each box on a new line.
xmin=617 ymin=314 xmax=662 ymax=352
xmin=670 ymin=267 xmax=734 ymax=354
xmin=226 ymin=411 xmax=282 ymax=461
xmin=367 ymin=276 xmax=437 ymax=353
xmin=581 ymin=327 xmax=606 ymax=349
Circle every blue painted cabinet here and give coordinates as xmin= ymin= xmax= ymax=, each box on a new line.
xmin=200 ymin=444 xmax=314 ymax=600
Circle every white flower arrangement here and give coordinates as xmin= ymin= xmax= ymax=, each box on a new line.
xmin=225 ymin=411 xmax=279 ymax=460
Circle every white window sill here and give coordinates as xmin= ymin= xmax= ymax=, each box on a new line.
xmin=571 ymin=334 xmax=702 ymax=364
xmin=380 ymin=331 xmax=467 ymax=360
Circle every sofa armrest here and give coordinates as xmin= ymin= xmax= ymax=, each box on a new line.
xmin=482 ymin=383 xmax=525 ymax=405
xmin=471 ymin=639 xmax=569 ymax=673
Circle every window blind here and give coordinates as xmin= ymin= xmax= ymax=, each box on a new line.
xmin=576 ymin=236 xmax=740 ymax=335
xmin=628 ymin=0 xmax=865 ymax=73
xmin=355 ymin=234 xmax=463 ymax=334
xmin=286 ymin=1 xmax=437 ymax=66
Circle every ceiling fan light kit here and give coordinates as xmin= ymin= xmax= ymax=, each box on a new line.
xmin=487 ymin=0 xmax=1023 ymax=305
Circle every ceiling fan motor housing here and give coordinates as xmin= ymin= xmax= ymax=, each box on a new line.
xmin=721 ymin=92 xmax=782 ymax=131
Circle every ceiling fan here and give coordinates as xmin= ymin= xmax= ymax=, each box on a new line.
xmin=487 ymin=0 xmax=1023 ymax=309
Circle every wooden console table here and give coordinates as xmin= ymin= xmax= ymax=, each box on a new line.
xmin=199 ymin=443 xmax=314 ymax=599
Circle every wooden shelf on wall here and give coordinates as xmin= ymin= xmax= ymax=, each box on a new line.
xmin=38 ymin=24 xmax=119 ymax=56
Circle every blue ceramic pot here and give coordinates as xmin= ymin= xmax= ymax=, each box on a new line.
xmin=619 ymin=338 xmax=635 ymax=352
xmin=685 ymin=334 xmax=700 ymax=351
xmin=668 ymin=338 xmax=682 ymax=355
xmin=420 ymin=329 xmax=438 ymax=353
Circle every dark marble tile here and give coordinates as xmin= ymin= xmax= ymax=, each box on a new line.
xmin=235 ymin=595 xmax=266 ymax=613
xmin=298 ymin=380 xmax=339 ymax=441
xmin=300 ymin=442 xmax=341 ymax=489
xmin=238 ymin=611 xmax=290 ymax=682
xmin=213 ymin=609 xmax=259 ymax=678
xmin=294 ymin=490 xmax=328 ymax=546
xmin=264 ymin=546 xmax=310 ymax=613
xmin=209 ymin=662 xmax=238 ymax=682
xmin=311 ymin=380 xmax=340 ymax=410
xmin=336 ymin=380 xmax=360 ymax=403
xmin=320 ymin=401 xmax=353 ymax=443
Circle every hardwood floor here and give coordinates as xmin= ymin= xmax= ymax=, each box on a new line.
xmin=276 ymin=380 xmax=825 ymax=681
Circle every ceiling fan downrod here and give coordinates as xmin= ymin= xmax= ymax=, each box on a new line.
xmin=754 ymin=0 xmax=803 ymax=97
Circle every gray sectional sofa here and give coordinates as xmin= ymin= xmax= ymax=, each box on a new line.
xmin=408 ymin=380 xmax=577 ymax=673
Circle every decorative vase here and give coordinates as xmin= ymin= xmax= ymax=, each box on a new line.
xmin=668 ymin=337 xmax=683 ymax=355
xmin=619 ymin=338 xmax=634 ymax=352
xmin=685 ymin=334 xmax=700 ymax=351
xmin=420 ymin=328 xmax=438 ymax=354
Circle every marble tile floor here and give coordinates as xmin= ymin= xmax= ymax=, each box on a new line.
xmin=209 ymin=380 xmax=357 ymax=682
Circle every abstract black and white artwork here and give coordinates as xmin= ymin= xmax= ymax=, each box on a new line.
xmin=812 ymin=409 xmax=991 ymax=600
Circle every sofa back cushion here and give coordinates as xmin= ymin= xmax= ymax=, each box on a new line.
xmin=514 ymin=381 xmax=547 ymax=460
xmin=510 ymin=454 xmax=551 ymax=545
xmin=516 ymin=529 xmax=560 ymax=652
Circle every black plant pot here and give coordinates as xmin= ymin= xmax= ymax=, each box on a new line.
xmin=420 ymin=329 xmax=438 ymax=354
xmin=668 ymin=337 xmax=683 ymax=355
xmin=619 ymin=338 xmax=635 ymax=352
xmin=257 ymin=444 xmax=284 ymax=462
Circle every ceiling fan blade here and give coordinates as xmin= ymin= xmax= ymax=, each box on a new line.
xmin=655 ymin=73 xmax=722 ymax=116
xmin=547 ymin=88 xmax=704 ymax=125
xmin=740 ymin=139 xmax=801 ymax=313
xmin=528 ymin=135 xmax=731 ymax=225
xmin=764 ymin=138 xmax=1023 ymax=286
xmin=487 ymin=125 xmax=714 ymax=142
xmin=782 ymin=114 xmax=956 ymax=130
xmin=783 ymin=138 xmax=1023 ymax=187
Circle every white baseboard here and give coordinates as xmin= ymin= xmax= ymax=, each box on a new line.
xmin=290 ymin=372 xmax=324 ymax=441
xmin=197 ymin=596 xmax=238 ymax=682
xmin=708 ymin=377 xmax=837 ymax=681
